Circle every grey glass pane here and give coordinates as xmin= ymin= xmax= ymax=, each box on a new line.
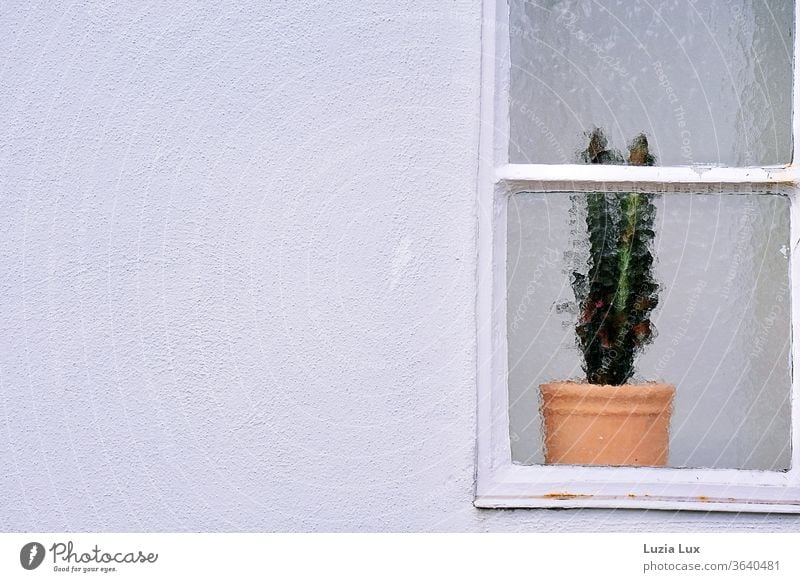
xmin=507 ymin=191 xmax=791 ymax=470
xmin=509 ymin=0 xmax=794 ymax=166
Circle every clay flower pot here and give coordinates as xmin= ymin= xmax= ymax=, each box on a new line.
xmin=540 ymin=382 xmax=675 ymax=466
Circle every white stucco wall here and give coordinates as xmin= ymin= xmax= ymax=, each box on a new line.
xmin=1 ymin=1 xmax=798 ymax=531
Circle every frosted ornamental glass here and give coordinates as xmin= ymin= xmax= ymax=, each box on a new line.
xmin=507 ymin=191 xmax=791 ymax=470
xmin=509 ymin=0 xmax=794 ymax=166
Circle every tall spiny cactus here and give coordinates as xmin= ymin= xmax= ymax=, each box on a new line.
xmin=572 ymin=129 xmax=659 ymax=385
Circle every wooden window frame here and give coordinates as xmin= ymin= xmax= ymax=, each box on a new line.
xmin=475 ymin=0 xmax=800 ymax=512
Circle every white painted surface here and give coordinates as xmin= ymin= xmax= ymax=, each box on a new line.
xmin=1 ymin=1 xmax=799 ymax=531
xmin=496 ymin=163 xmax=796 ymax=185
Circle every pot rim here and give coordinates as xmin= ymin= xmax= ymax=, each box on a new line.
xmin=540 ymin=381 xmax=675 ymax=415
xmin=540 ymin=381 xmax=674 ymax=396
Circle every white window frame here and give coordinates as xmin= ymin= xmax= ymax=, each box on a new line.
xmin=475 ymin=0 xmax=800 ymax=512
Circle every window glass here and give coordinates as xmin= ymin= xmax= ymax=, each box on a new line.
xmin=507 ymin=191 xmax=791 ymax=470
xmin=509 ymin=0 xmax=794 ymax=166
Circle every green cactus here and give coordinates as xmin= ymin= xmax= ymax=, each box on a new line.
xmin=572 ymin=129 xmax=659 ymax=385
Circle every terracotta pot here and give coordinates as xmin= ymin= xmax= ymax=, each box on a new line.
xmin=540 ymin=382 xmax=675 ymax=466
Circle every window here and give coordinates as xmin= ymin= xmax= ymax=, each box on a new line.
xmin=475 ymin=0 xmax=800 ymax=511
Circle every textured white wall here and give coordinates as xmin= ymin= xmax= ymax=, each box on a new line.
xmin=1 ymin=1 xmax=798 ymax=531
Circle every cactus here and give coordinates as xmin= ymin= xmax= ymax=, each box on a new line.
xmin=572 ymin=129 xmax=659 ymax=385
